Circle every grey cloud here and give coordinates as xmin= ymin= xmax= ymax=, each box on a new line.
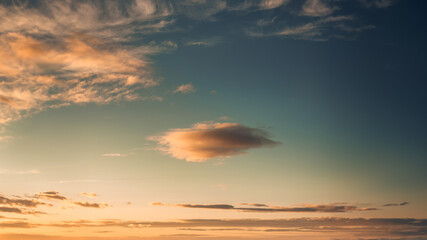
xmin=0 ymin=206 xmax=23 ymax=214
xmin=383 ymin=202 xmax=410 ymax=207
xmin=73 ymin=201 xmax=110 ymax=208
xmin=152 ymin=202 xmax=378 ymax=213
xmin=0 ymin=195 xmax=49 ymax=208
xmin=35 ymin=191 xmax=68 ymax=201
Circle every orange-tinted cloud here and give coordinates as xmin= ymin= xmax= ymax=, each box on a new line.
xmin=0 ymin=0 xmax=178 ymax=125
xmin=149 ymin=122 xmax=279 ymax=162
xmin=79 ymin=193 xmax=98 ymax=198
xmin=0 ymin=32 xmax=158 ymax=124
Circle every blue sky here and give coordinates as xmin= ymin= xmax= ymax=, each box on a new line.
xmin=0 ymin=0 xmax=426 ymax=239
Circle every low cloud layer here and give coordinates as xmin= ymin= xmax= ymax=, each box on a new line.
xmin=0 ymin=191 xmax=110 ymax=216
xmin=149 ymin=122 xmax=279 ymax=162
xmin=152 ymin=202 xmax=378 ymax=213
xmin=1 ymin=217 xmax=426 ymax=240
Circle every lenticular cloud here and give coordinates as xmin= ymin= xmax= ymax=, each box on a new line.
xmin=150 ymin=122 xmax=279 ymax=162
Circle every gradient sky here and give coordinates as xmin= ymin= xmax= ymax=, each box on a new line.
xmin=0 ymin=0 xmax=426 ymax=240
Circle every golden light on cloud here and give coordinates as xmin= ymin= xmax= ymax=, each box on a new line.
xmin=149 ymin=122 xmax=279 ymax=162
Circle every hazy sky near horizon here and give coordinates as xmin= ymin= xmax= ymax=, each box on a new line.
xmin=0 ymin=0 xmax=426 ymax=239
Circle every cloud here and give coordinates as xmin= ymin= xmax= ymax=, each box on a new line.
xmin=275 ymin=23 xmax=320 ymax=37
xmin=149 ymin=122 xmax=278 ymax=162
xmin=0 ymin=195 xmax=48 ymax=208
xmin=0 ymin=221 xmax=35 ymax=228
xmin=79 ymin=193 xmax=98 ymax=198
xmin=361 ymin=0 xmax=395 ymax=8
xmin=73 ymin=201 xmax=110 ymax=208
xmin=248 ymin=13 xmax=360 ymax=41
xmin=238 ymin=203 xmax=269 ymax=207
xmin=173 ymin=83 xmax=196 ymax=94
xmin=0 ymin=32 xmax=157 ymax=124
xmin=152 ymin=202 xmax=378 ymax=213
xmin=301 ymin=0 xmax=338 ymax=17
xmin=0 ymin=207 xmax=24 ymax=214
xmin=0 ymin=206 xmax=44 ymax=215
xmin=259 ymin=0 xmax=290 ymax=10
xmin=35 ymin=191 xmax=68 ymax=201
xmin=0 ymin=1 xmax=171 ymax=39
xmin=0 ymin=217 xmax=426 ymax=239
xmin=186 ymin=37 xmax=222 ymax=47
xmin=102 ymin=153 xmax=127 ymax=157
xmin=383 ymin=202 xmax=410 ymax=207
xmin=0 ymin=1 xmax=175 ymax=125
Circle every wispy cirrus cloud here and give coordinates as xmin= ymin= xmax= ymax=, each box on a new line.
xmin=259 ymin=0 xmax=290 ymax=10
xmin=360 ymin=0 xmax=396 ymax=8
xmin=301 ymin=0 xmax=337 ymax=17
xmin=149 ymin=122 xmax=278 ymax=162
xmin=0 ymin=0 xmax=175 ymax=125
xmin=248 ymin=14 xmax=366 ymax=41
xmin=185 ymin=37 xmax=222 ymax=47
xmin=173 ymin=83 xmax=196 ymax=94
xmin=152 ymin=202 xmax=378 ymax=213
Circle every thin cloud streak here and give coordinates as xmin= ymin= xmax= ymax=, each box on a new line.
xmin=301 ymin=0 xmax=337 ymax=17
xmin=152 ymin=202 xmax=379 ymax=213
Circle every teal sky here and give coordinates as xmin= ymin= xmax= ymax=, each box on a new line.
xmin=0 ymin=0 xmax=426 ymax=239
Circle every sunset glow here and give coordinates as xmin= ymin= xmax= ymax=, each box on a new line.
xmin=0 ymin=1 xmax=426 ymax=240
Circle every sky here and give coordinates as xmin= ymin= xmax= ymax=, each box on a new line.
xmin=0 ymin=0 xmax=426 ymax=239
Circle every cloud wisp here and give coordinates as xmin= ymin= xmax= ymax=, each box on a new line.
xmin=152 ymin=202 xmax=378 ymax=213
xmin=383 ymin=202 xmax=410 ymax=207
xmin=173 ymin=83 xmax=196 ymax=94
xmin=149 ymin=122 xmax=279 ymax=162
xmin=79 ymin=193 xmax=98 ymax=198
xmin=301 ymin=0 xmax=337 ymax=17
